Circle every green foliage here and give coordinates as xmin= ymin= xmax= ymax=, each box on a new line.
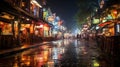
xmin=75 ymin=0 xmax=99 ymax=27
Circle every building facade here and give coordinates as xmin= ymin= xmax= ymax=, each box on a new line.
xmin=0 ymin=0 xmax=53 ymax=49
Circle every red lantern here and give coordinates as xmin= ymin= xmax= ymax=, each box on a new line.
xmin=111 ymin=9 xmax=118 ymax=19
xmin=113 ymin=10 xmax=117 ymax=15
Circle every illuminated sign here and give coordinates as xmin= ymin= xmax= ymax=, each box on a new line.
xmin=93 ymin=18 xmax=100 ymax=24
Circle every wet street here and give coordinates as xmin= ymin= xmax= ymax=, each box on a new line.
xmin=0 ymin=39 xmax=101 ymax=67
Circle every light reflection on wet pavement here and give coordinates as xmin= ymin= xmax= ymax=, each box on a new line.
xmin=0 ymin=39 xmax=101 ymax=67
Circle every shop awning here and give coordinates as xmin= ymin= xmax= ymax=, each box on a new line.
xmin=98 ymin=21 xmax=113 ymax=27
xmin=37 ymin=18 xmax=54 ymax=27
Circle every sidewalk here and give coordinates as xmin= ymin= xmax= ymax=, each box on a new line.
xmin=0 ymin=42 xmax=52 ymax=58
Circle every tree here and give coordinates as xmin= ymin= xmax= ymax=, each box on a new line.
xmin=75 ymin=0 xmax=99 ymax=28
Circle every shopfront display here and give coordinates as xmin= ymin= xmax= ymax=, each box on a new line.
xmin=0 ymin=21 xmax=14 ymax=49
xmin=0 ymin=21 xmax=12 ymax=35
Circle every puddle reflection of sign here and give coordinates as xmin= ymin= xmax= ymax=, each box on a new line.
xmin=52 ymin=47 xmax=58 ymax=59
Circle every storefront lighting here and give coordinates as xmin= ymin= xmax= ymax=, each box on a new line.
xmin=96 ymin=26 xmax=99 ymax=30
xmin=35 ymin=25 xmax=43 ymax=28
xmin=31 ymin=0 xmax=42 ymax=8
xmin=48 ymin=16 xmax=54 ymax=22
xmin=113 ymin=10 xmax=117 ymax=15
xmin=111 ymin=10 xmax=118 ymax=19
xmin=93 ymin=60 xmax=100 ymax=67
xmin=21 ymin=28 xmax=26 ymax=31
xmin=0 ymin=12 xmax=14 ymax=20
xmin=35 ymin=30 xmax=39 ymax=35
xmin=94 ymin=63 xmax=99 ymax=67
xmin=0 ymin=22 xmax=3 ymax=25
xmin=14 ymin=21 xmax=18 ymax=24
xmin=40 ymin=24 xmax=43 ymax=28
xmin=117 ymin=24 xmax=120 ymax=32
xmin=44 ymin=26 xmax=49 ymax=30
xmin=48 ymin=61 xmax=54 ymax=64
xmin=26 ymin=18 xmax=30 ymax=21
xmin=37 ymin=56 xmax=44 ymax=62
xmin=117 ymin=13 xmax=120 ymax=18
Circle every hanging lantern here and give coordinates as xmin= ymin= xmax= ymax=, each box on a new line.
xmin=113 ymin=10 xmax=117 ymax=15
xmin=111 ymin=9 xmax=118 ymax=19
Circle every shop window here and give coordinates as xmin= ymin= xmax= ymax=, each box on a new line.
xmin=0 ymin=22 xmax=12 ymax=35
xmin=44 ymin=30 xmax=48 ymax=37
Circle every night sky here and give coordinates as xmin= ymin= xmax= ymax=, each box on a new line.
xmin=46 ymin=0 xmax=79 ymax=30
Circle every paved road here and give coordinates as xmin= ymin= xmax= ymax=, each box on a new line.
xmin=0 ymin=39 xmax=101 ymax=67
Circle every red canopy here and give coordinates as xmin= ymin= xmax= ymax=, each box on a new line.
xmin=98 ymin=21 xmax=112 ymax=27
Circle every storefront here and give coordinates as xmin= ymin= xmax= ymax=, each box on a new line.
xmin=0 ymin=21 xmax=12 ymax=35
xmin=0 ymin=5 xmax=36 ymax=48
xmin=43 ymin=23 xmax=51 ymax=37
xmin=0 ymin=13 xmax=15 ymax=48
xmin=20 ymin=20 xmax=35 ymax=44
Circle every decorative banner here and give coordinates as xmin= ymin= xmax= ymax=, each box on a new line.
xmin=43 ymin=8 xmax=48 ymax=20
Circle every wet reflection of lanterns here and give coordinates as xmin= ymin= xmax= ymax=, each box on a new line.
xmin=20 ymin=55 xmax=31 ymax=66
xmin=64 ymin=39 xmax=69 ymax=46
xmin=36 ymin=55 xmax=44 ymax=66
xmin=41 ymin=45 xmax=49 ymax=62
xmin=59 ymin=47 xmax=65 ymax=54
xmin=47 ymin=60 xmax=54 ymax=67
xmin=13 ymin=62 xmax=18 ymax=67
xmin=25 ymin=61 xmax=30 ymax=66
xmin=37 ymin=56 xmax=44 ymax=62
xmin=43 ymin=51 xmax=49 ymax=62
